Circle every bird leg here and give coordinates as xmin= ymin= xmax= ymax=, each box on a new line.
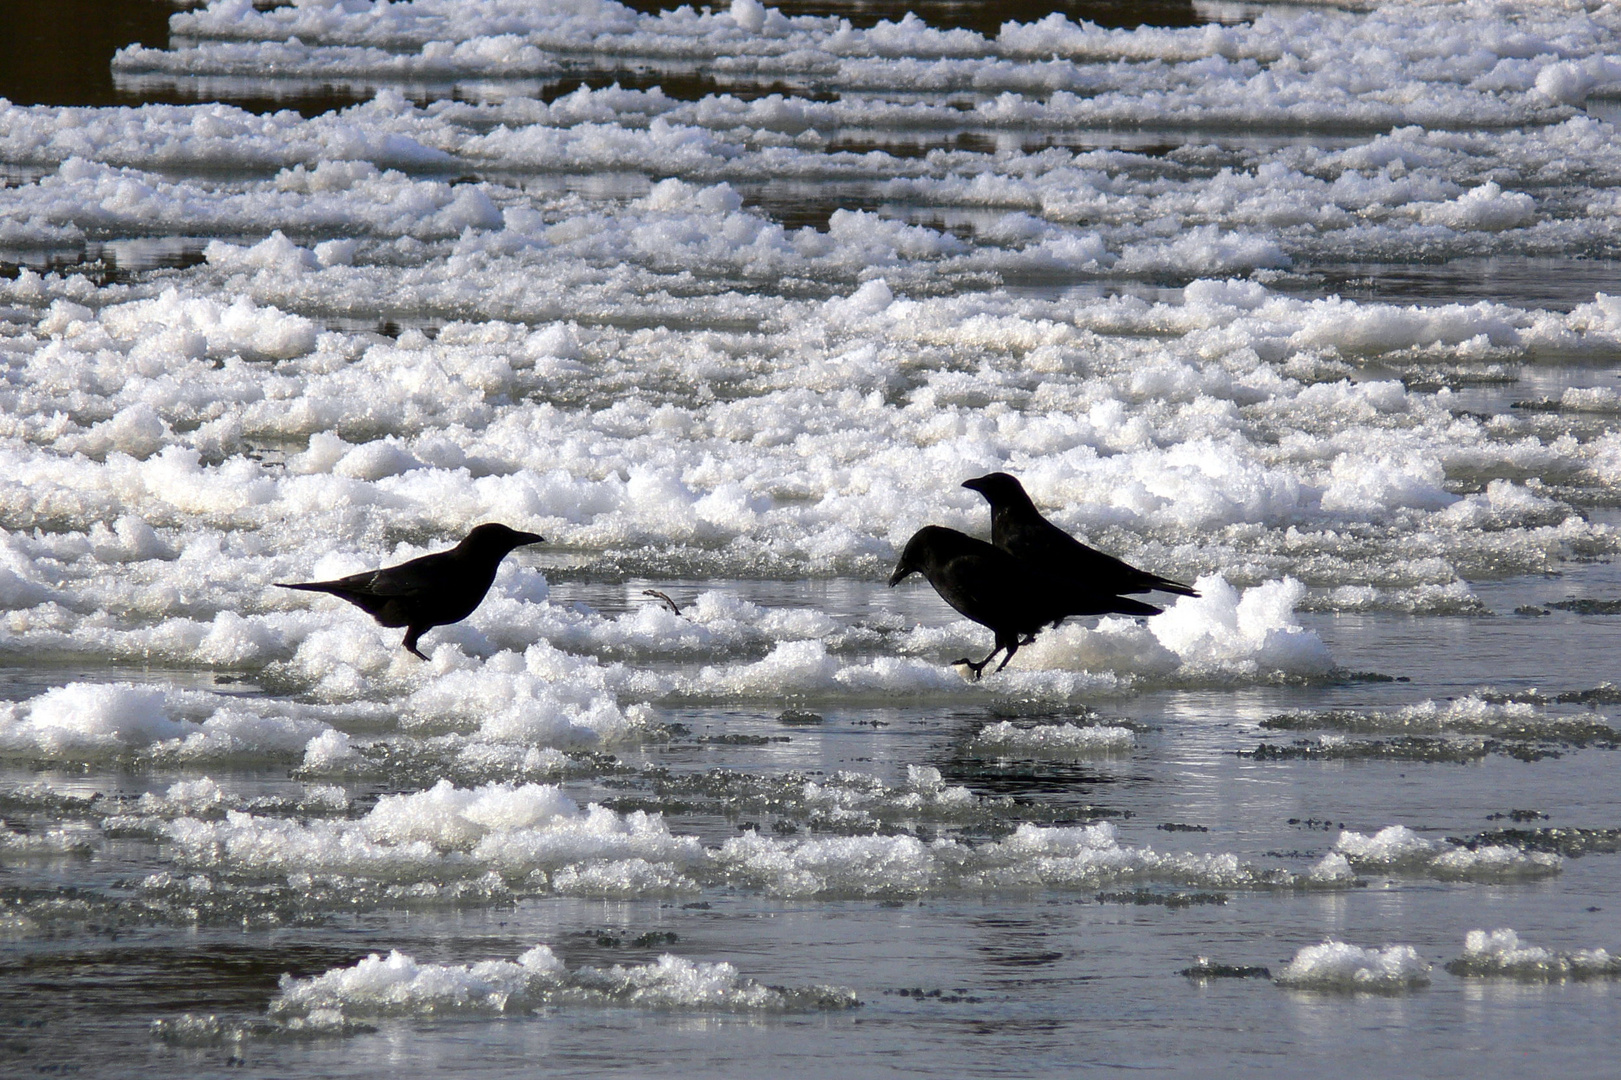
xmin=402 ymin=626 xmax=430 ymax=661
xmin=991 ymin=638 xmax=1021 ymax=674
xmin=952 ymin=635 xmax=1025 ymax=680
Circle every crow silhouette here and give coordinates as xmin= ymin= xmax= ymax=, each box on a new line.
xmin=962 ymin=472 xmax=1197 ymax=597
xmin=276 ymin=523 xmax=545 ymax=660
xmin=888 ymin=525 xmax=1161 ymax=679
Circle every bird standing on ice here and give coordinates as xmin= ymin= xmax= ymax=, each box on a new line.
xmin=888 ymin=525 xmax=1161 ymax=679
xmin=962 ymin=472 xmax=1197 ymax=598
xmin=275 ymin=523 xmax=545 ymax=660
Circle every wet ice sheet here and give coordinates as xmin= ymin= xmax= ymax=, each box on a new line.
xmin=6 ymin=603 xmax=1621 ymax=1077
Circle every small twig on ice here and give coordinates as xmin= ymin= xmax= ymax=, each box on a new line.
xmin=642 ymin=589 xmax=683 ymax=616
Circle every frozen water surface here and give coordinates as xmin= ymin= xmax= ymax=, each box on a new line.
xmin=5 ymin=0 xmax=1621 ymax=1076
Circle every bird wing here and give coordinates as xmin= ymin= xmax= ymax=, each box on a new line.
xmin=1038 ymin=575 xmax=1163 ymax=620
xmin=1006 ymin=517 xmax=1197 ymax=596
xmin=920 ymin=538 xmax=1163 ymax=644
xmin=353 ymin=557 xmax=445 ymax=597
xmin=283 ymin=550 xmax=452 ymax=599
xmin=932 ymin=552 xmax=1004 ymax=617
xmin=1005 ymin=518 xmax=1133 ymax=575
xmin=935 ymin=550 xmax=1062 ymax=633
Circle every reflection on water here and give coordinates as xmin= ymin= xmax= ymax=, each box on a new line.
xmin=0 ymin=0 xmax=172 ymax=108
xmin=1303 ymin=257 xmax=1621 ymax=314
xmin=0 ymin=236 xmax=213 ymax=286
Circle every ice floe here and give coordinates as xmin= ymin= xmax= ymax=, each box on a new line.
xmin=1275 ymin=939 xmax=1432 ymax=993
xmin=1264 ymin=694 xmax=1621 ymax=743
xmin=0 ymin=681 xmax=344 ymax=765
xmin=268 ymin=943 xmax=858 ymax=1019
xmin=1445 ymin=928 xmax=1621 ymax=981
xmin=153 ymin=941 xmax=858 ymax=1043
xmin=0 ymin=777 xmax=1355 ymax=907
xmin=1333 ymin=825 xmax=1561 ymax=881
xmin=969 ymin=720 xmax=1135 ymax=754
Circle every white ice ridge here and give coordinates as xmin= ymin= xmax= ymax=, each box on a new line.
xmin=28 ymin=764 xmax=1006 ymax=871
xmin=3 ymin=271 xmax=1618 ymax=691
xmin=1275 ymin=940 xmax=1432 ymax=993
xmin=11 ymin=127 xmax=1621 ymax=275
xmin=110 ymin=1 xmax=1617 ymax=131
xmin=0 ymin=389 xmax=1348 ymax=689
xmin=116 ymin=765 xmax=996 ymax=834
xmin=0 ymin=681 xmax=356 ymax=764
xmin=4 ymin=118 xmax=1618 ymax=292
xmin=150 ymin=781 xmax=1355 ymax=898
xmin=0 ymin=671 xmax=635 ymax=767
xmin=159 ymin=780 xmax=705 ymax=892
xmin=0 ymin=823 xmax=96 ymax=858
xmin=1447 ymin=929 xmax=1621 ymax=981
xmin=1269 ymin=694 xmax=1621 ymax=738
xmin=267 ymin=944 xmax=858 ymax=1020
xmin=0 ymin=580 xmax=1325 ymax=752
xmin=970 ymin=720 xmax=1135 ymax=754
xmin=0 ymin=263 xmax=1613 ymax=587
xmin=1333 ymin=825 xmax=1561 ymax=881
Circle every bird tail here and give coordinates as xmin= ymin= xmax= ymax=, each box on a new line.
xmin=1146 ymin=576 xmax=1199 ymax=597
xmin=1109 ymin=595 xmax=1163 ymax=617
xmin=274 ymin=581 xmax=338 ymax=593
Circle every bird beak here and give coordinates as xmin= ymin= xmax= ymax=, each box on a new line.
xmin=961 ymin=476 xmax=985 ymax=493
xmin=514 ymin=531 xmax=546 ymax=546
xmin=887 ymin=562 xmax=914 ymax=587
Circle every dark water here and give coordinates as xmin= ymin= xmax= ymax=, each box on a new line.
xmin=0 ymin=0 xmax=1203 ymax=113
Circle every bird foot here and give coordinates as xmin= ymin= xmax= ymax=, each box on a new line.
xmin=950 ymin=657 xmax=986 ymax=681
xmin=403 ymin=629 xmax=430 ymax=661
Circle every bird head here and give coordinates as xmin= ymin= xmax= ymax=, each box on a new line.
xmin=462 ymin=523 xmax=547 ymax=553
xmin=962 ymin=471 xmax=1034 ymax=511
xmin=888 ymin=525 xmax=954 ymax=586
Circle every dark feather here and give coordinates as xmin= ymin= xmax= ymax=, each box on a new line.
xmin=275 ymin=522 xmax=545 ymax=660
xmin=888 ymin=525 xmax=1161 ymax=679
xmin=962 ymin=472 xmax=1198 ymax=597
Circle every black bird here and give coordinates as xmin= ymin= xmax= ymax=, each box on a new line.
xmin=962 ymin=472 xmax=1198 ymax=598
xmin=275 ymin=523 xmax=545 ymax=660
xmin=888 ymin=525 xmax=1161 ymax=679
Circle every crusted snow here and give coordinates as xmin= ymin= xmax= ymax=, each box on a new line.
xmin=1447 ymin=928 xmax=1621 ymax=981
xmin=1275 ymin=939 xmax=1433 ymax=992
xmin=1333 ymin=825 xmax=1561 ymax=881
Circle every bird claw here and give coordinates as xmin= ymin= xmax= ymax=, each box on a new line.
xmin=950 ymin=657 xmax=986 ymax=681
xmin=403 ymin=628 xmax=430 ymax=661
